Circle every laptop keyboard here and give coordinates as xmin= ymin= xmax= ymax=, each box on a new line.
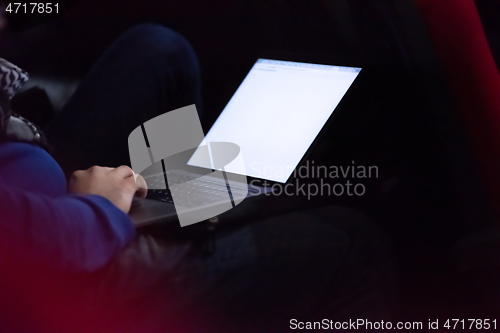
xmin=146 ymin=173 xmax=255 ymax=207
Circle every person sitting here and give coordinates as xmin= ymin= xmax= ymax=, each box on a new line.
xmin=0 ymin=24 xmax=395 ymax=332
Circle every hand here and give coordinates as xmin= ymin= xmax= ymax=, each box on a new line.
xmin=68 ymin=165 xmax=147 ymax=214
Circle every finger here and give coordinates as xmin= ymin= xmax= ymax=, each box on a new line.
xmin=113 ymin=165 xmax=135 ymax=179
xmin=134 ymin=174 xmax=148 ymax=198
xmin=87 ymin=165 xmax=104 ymax=173
xmin=71 ymin=170 xmax=85 ymax=178
xmin=124 ymin=177 xmax=147 ymax=200
xmin=86 ymin=166 xmax=114 ymax=175
xmin=133 ymin=174 xmax=148 ymax=189
xmin=135 ymin=186 xmax=148 ymax=199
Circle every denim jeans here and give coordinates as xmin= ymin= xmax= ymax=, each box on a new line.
xmin=43 ymin=24 xmax=395 ymax=332
xmin=45 ymin=24 xmax=202 ymax=177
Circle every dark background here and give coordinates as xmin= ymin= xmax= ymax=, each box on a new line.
xmin=1 ymin=0 xmax=500 ymax=324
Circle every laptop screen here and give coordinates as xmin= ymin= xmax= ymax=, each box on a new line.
xmin=189 ymin=58 xmax=361 ymax=183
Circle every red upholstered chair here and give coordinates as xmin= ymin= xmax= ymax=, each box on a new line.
xmin=413 ymin=0 xmax=500 ymax=316
xmin=416 ymin=0 xmax=500 ymax=221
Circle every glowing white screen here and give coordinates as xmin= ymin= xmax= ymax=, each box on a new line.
xmin=189 ymin=59 xmax=361 ymax=183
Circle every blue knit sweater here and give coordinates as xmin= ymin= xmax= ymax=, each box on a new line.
xmin=0 ymin=142 xmax=136 ymax=272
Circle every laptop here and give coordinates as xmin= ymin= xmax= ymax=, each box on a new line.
xmin=129 ymin=55 xmax=362 ymax=227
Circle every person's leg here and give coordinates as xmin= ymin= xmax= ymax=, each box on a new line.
xmin=79 ymin=206 xmax=395 ymax=332
xmin=44 ymin=24 xmax=202 ymax=176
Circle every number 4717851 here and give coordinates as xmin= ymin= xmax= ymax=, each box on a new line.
xmin=444 ymin=319 xmax=496 ymax=330
xmin=5 ymin=3 xmax=59 ymax=14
